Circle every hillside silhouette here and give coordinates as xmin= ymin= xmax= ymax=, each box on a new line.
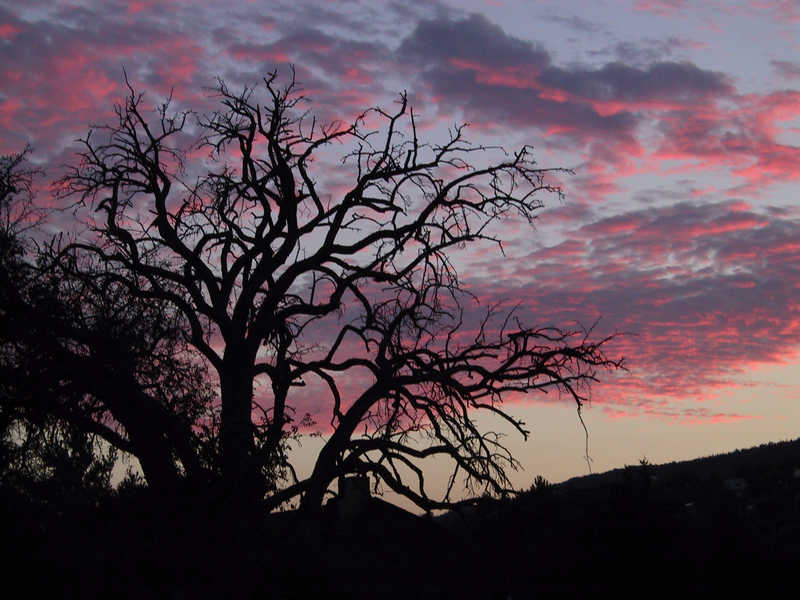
xmin=4 ymin=438 xmax=800 ymax=597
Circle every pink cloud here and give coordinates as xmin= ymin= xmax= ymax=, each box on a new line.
xmin=1 ymin=4 xmax=798 ymax=429
xmin=229 ymin=44 xmax=290 ymax=64
xmin=0 ymin=22 xmax=20 ymax=39
xmin=654 ymin=90 xmax=800 ymax=194
xmin=634 ymin=0 xmax=689 ymax=16
xmin=460 ymin=199 xmax=800 ymax=420
xmin=447 ymin=58 xmax=542 ymax=90
xmin=127 ymin=1 xmax=151 ymax=14
xmin=751 ymin=0 xmax=800 ymax=23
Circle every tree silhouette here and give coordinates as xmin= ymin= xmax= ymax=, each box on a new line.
xmin=0 ymin=148 xmax=120 ymax=504
xmin=50 ymin=69 xmax=622 ymax=512
xmin=1 ymin=148 xmax=219 ymax=502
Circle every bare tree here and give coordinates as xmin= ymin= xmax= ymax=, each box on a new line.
xmin=55 ymin=70 xmax=622 ymax=512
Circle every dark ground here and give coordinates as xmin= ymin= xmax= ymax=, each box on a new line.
xmin=5 ymin=439 xmax=800 ymax=598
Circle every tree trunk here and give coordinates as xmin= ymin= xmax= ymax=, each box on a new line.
xmin=219 ymin=354 xmax=261 ymax=505
xmin=299 ymin=387 xmax=383 ymax=513
xmin=83 ymin=370 xmax=184 ymax=494
xmin=300 ymin=443 xmax=338 ymax=513
xmin=132 ymin=435 xmax=181 ymax=493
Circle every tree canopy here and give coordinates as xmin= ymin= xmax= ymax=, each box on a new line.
xmin=3 ymin=70 xmax=623 ymax=513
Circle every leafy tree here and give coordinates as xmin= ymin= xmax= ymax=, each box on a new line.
xmin=1 ymin=149 xmax=215 ymax=503
xmin=0 ymin=147 xmax=118 ymax=504
xmin=48 ymin=69 xmax=622 ymax=512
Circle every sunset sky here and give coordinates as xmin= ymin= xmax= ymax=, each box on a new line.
xmin=2 ymin=0 xmax=799 ymax=491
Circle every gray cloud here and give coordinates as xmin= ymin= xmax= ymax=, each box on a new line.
xmin=396 ymin=14 xmax=732 ymax=151
xmin=398 ymin=13 xmax=551 ymax=70
xmin=541 ymin=12 xmax=604 ymax=34
xmin=771 ymin=59 xmax=800 ymax=80
xmin=538 ymin=61 xmax=732 ymax=103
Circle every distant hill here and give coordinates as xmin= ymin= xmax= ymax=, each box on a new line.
xmin=432 ymin=437 xmax=800 ymax=594
xmin=557 ymin=436 xmax=800 ymax=493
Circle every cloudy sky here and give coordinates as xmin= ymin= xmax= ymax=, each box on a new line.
xmin=2 ymin=0 xmax=799 ymax=485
